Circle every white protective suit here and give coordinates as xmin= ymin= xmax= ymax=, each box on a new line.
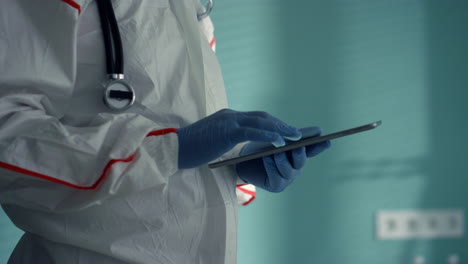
xmin=0 ymin=0 xmax=255 ymax=263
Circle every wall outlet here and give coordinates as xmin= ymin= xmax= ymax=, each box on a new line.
xmin=376 ymin=209 xmax=464 ymax=240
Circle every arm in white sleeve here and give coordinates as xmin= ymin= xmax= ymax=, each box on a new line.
xmin=0 ymin=1 xmax=179 ymax=212
xmin=0 ymin=92 xmax=179 ymax=212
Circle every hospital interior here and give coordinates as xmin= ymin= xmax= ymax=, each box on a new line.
xmin=1 ymin=0 xmax=467 ymax=263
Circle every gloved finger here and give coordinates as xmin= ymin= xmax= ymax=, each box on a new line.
xmin=241 ymin=111 xmax=282 ymax=121
xmin=306 ymin=140 xmax=331 ymax=158
xmin=273 ymin=151 xmax=300 ymax=181
xmin=289 ymin=147 xmax=307 ymax=169
xmin=298 ymin=126 xmax=322 ymax=138
xmin=238 ymin=116 xmax=301 ymax=142
xmin=262 ymin=155 xmax=291 ymax=193
xmin=232 ymin=127 xmax=285 ymax=146
xmin=240 ymin=111 xmax=302 ymax=140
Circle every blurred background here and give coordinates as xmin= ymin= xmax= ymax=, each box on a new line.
xmin=211 ymin=0 xmax=467 ymax=263
xmin=1 ymin=0 xmax=467 ymax=263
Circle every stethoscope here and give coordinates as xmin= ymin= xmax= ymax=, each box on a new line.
xmin=97 ymin=0 xmax=214 ymax=111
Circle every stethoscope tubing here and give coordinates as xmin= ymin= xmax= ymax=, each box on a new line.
xmin=197 ymin=0 xmax=213 ymax=21
xmin=96 ymin=0 xmax=124 ymax=76
xmin=97 ymin=0 xmax=213 ymax=75
xmin=96 ymin=0 xmax=214 ymax=111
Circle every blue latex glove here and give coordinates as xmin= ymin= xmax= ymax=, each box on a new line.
xmin=177 ymin=109 xmax=302 ymax=169
xmin=236 ymin=127 xmax=331 ymax=193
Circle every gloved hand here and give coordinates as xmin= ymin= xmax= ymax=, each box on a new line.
xmin=177 ymin=109 xmax=302 ymax=169
xmin=236 ymin=127 xmax=331 ymax=193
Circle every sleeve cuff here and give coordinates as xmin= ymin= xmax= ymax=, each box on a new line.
xmin=221 ymin=143 xmax=257 ymax=206
xmin=142 ymin=129 xmax=179 ymax=177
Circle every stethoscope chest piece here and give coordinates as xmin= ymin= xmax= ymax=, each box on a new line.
xmin=97 ymin=0 xmax=214 ymax=111
xmin=103 ymin=77 xmax=136 ymax=111
xmin=97 ymin=0 xmax=136 ymax=111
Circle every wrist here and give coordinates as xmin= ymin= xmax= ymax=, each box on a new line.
xmin=176 ymin=127 xmax=190 ymax=169
xmin=235 ymin=163 xmax=249 ymax=184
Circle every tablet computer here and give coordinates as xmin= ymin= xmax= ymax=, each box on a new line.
xmin=208 ymin=120 xmax=382 ymax=169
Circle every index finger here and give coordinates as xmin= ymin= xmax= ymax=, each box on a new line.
xmin=231 ymin=127 xmax=286 ymax=146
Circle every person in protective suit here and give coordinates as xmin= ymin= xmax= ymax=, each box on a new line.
xmin=0 ymin=0 xmax=330 ymax=263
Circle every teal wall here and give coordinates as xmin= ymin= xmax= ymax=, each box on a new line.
xmin=1 ymin=1 xmax=467 ymax=263
xmin=0 ymin=214 xmax=21 ymax=262
xmin=212 ymin=0 xmax=468 ymax=263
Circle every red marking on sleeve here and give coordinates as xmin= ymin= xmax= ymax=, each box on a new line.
xmin=0 ymin=128 xmax=177 ymax=190
xmin=209 ymin=37 xmax=216 ymax=48
xmin=147 ymin=128 xmax=177 ymax=137
xmin=237 ymin=184 xmax=257 ymax=206
xmin=61 ymin=0 xmax=81 ymax=14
